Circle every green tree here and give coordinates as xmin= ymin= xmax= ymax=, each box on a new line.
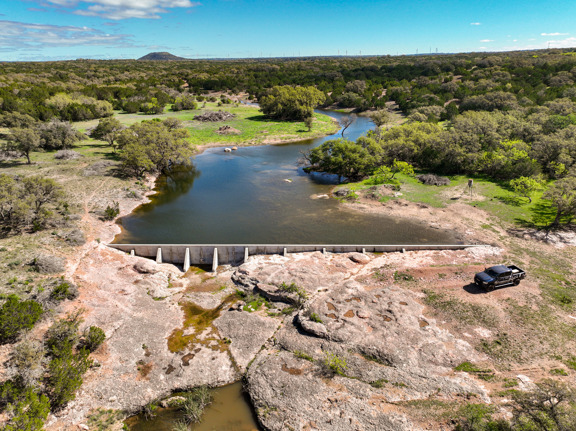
xmin=0 ymin=175 xmax=63 ymax=233
xmin=543 ymin=176 xmax=576 ymax=226
xmin=117 ymin=120 xmax=193 ymax=176
xmin=172 ymin=94 xmax=198 ymax=111
xmin=37 ymin=119 xmax=83 ymax=150
xmin=305 ymin=138 xmax=377 ymax=182
xmin=510 ymin=379 xmax=576 ymax=431
xmin=5 ymin=128 xmax=41 ymax=164
xmin=304 ymin=116 xmax=313 ymax=132
xmin=90 ymin=117 xmax=124 ymax=151
xmin=260 ymin=86 xmax=326 ymax=121
xmin=369 ymin=109 xmax=392 ymax=127
xmin=510 ymin=176 xmax=544 ymax=203
xmin=22 ymin=176 xmax=63 ymax=214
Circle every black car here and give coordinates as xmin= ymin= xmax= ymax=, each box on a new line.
xmin=474 ymin=265 xmax=526 ymax=291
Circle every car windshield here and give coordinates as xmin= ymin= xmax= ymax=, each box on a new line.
xmin=486 ymin=269 xmax=498 ymax=277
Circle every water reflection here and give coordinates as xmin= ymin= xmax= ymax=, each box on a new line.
xmin=115 ymin=110 xmax=459 ymax=245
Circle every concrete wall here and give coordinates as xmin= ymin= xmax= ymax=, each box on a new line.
xmin=109 ymin=244 xmax=481 ymax=268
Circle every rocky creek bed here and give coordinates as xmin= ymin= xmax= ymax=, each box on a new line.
xmin=45 ymin=243 xmax=504 ymax=430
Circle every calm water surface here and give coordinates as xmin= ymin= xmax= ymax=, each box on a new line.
xmin=126 ymin=382 xmax=260 ymax=431
xmin=115 ymin=110 xmax=459 ymax=244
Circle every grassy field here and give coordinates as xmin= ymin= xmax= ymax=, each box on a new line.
xmin=344 ymin=172 xmax=555 ymax=227
xmin=75 ymin=102 xmax=339 ymax=147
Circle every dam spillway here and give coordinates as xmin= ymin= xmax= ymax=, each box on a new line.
xmin=108 ymin=244 xmax=483 ymax=272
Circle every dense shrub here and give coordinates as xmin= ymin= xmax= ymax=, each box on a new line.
xmin=46 ymin=348 xmax=92 ymax=410
xmin=0 ymin=296 xmax=43 ymax=344
xmin=81 ymin=326 xmax=106 ymax=352
xmin=44 ymin=312 xmax=82 ymax=358
xmin=49 ymin=281 xmax=78 ymax=302
xmin=2 ymin=387 xmax=50 ymax=431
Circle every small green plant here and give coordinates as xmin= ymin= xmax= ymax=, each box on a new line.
xmin=549 ymin=368 xmax=568 ymax=376
xmin=293 ymin=350 xmax=314 ymax=361
xmin=87 ymin=408 xmax=123 ymax=431
xmin=393 ymin=271 xmax=415 ymax=282
xmin=503 ymin=378 xmax=519 ymax=388
xmin=565 ymin=356 xmax=576 ymax=370
xmin=180 ymin=386 xmax=212 ymax=424
xmin=309 ymin=312 xmax=323 ymax=323
xmin=142 ymin=401 xmax=158 ymax=420
xmin=279 ymin=282 xmax=308 ymax=307
xmin=454 ymin=362 xmax=495 ymax=381
xmin=370 ymin=379 xmax=388 ymax=388
xmin=323 ymin=351 xmax=348 ymax=377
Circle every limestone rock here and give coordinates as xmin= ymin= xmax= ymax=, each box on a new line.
xmin=133 ymin=259 xmax=159 ymax=274
xmin=349 ymin=252 xmax=370 ymax=264
xmin=214 ymin=310 xmax=279 ymax=372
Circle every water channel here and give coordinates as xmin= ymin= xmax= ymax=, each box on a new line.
xmin=115 ymin=110 xmax=459 ymax=245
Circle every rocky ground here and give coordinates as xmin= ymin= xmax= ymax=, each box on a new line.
xmin=2 ymin=147 xmax=576 ymax=430
xmin=11 ymin=183 xmax=568 ymax=430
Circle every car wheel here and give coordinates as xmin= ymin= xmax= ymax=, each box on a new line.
xmin=513 ymin=279 xmax=520 ymax=286
xmin=486 ymin=284 xmax=495 ymax=292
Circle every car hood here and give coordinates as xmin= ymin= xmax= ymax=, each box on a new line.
xmin=475 ymin=272 xmax=494 ymax=283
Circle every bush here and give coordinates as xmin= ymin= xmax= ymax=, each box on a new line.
xmin=54 ymin=150 xmax=82 ymax=160
xmin=322 ymin=352 xmax=348 ymax=376
xmin=46 ymin=348 xmax=92 ymax=410
xmin=10 ymin=339 xmax=46 ymax=388
xmin=81 ymin=326 xmax=106 ymax=352
xmin=31 ymin=254 xmax=66 ymax=274
xmin=180 ymin=386 xmax=212 ymax=424
xmin=103 ymin=201 xmax=120 ymax=221
xmin=2 ymin=388 xmax=50 ymax=431
xmin=49 ymin=281 xmax=78 ymax=302
xmin=44 ymin=312 xmax=82 ymax=357
xmin=0 ymin=296 xmax=43 ymax=344
xmin=278 ymin=282 xmax=308 ymax=307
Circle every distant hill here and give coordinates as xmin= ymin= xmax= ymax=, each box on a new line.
xmin=138 ymin=52 xmax=187 ymax=61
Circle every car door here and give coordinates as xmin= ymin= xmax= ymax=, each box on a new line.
xmin=497 ymin=271 xmax=512 ymax=285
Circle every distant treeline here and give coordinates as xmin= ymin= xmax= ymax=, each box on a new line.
xmin=3 ymin=49 xmax=576 ymax=120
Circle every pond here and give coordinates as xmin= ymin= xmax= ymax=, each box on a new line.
xmin=125 ymin=382 xmax=260 ymax=430
xmin=114 ymin=110 xmax=459 ymax=245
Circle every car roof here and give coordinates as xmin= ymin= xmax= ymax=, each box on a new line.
xmin=489 ymin=265 xmax=509 ymax=274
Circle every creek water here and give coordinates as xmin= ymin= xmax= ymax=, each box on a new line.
xmin=115 ymin=110 xmax=459 ymax=245
xmin=125 ymin=382 xmax=260 ymax=430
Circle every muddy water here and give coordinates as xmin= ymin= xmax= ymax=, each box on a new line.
xmin=126 ymin=382 xmax=260 ymax=430
xmin=115 ymin=110 xmax=460 ymax=245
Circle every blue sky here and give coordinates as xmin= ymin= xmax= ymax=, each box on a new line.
xmin=1 ymin=0 xmax=576 ymax=61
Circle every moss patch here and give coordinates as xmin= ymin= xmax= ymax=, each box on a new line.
xmin=167 ymin=293 xmax=238 ymax=353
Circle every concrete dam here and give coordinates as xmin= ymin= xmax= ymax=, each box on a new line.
xmin=108 ymin=244 xmax=482 ymax=272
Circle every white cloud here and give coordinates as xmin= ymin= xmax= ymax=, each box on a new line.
xmin=42 ymin=0 xmax=200 ymax=19
xmin=548 ymin=37 xmax=576 ymax=48
xmin=0 ymin=20 xmax=133 ymax=50
xmin=470 ymin=22 xmax=481 ymax=26
xmin=541 ymin=32 xmax=569 ymax=36
xmin=480 ymin=39 xmax=494 ymax=43
xmin=501 ymin=36 xmax=576 ymax=52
